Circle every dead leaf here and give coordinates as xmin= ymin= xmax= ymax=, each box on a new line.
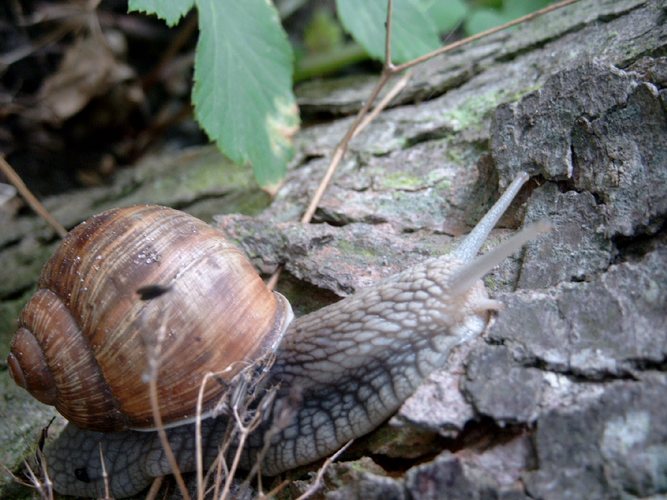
xmin=37 ymin=34 xmax=135 ymax=124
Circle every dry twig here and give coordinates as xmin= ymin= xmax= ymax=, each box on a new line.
xmin=145 ymin=475 xmax=164 ymax=500
xmin=18 ymin=449 xmax=54 ymax=500
xmin=294 ymin=440 xmax=354 ymax=500
xmin=259 ymin=478 xmax=290 ymax=499
xmin=188 ymin=355 xmax=283 ymax=499
xmin=267 ymin=0 xmax=580 ymax=290
xmin=0 ymin=157 xmax=67 ymax=238
xmin=98 ymin=444 xmax=111 ymax=500
xmin=145 ymin=315 xmax=191 ymax=500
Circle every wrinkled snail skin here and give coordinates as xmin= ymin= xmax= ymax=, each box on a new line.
xmin=31 ymin=173 xmax=534 ymax=498
xmin=43 ymin=259 xmax=493 ymax=498
xmin=44 ymin=417 xmax=230 ymax=498
xmin=255 ymin=258 xmax=494 ymax=475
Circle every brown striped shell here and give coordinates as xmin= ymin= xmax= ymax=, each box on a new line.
xmin=7 ymin=205 xmax=293 ymax=431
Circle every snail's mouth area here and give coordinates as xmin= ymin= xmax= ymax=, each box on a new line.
xmin=425 ymin=285 xmax=500 ymax=343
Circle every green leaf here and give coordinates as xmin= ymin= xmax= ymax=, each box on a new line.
xmin=465 ymin=0 xmax=554 ymax=35
xmin=128 ymin=0 xmax=194 ymax=27
xmin=420 ymin=0 xmax=468 ymax=34
xmin=503 ymin=0 xmax=553 ymax=19
xmin=464 ymin=8 xmax=507 ymax=35
xmin=304 ymin=8 xmax=345 ymax=54
xmin=193 ymin=0 xmax=299 ymax=192
xmin=336 ymin=0 xmax=441 ymax=64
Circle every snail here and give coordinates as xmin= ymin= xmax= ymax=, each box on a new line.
xmin=7 ymin=171 xmax=545 ymax=498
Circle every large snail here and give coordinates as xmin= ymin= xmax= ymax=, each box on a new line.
xmin=8 ymin=172 xmax=544 ymax=497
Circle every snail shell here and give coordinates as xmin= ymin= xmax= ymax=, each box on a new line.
xmin=7 ymin=205 xmax=293 ymax=431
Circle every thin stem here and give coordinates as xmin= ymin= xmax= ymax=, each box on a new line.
xmin=23 ymin=461 xmax=48 ymax=500
xmin=0 ymin=157 xmax=67 ymax=238
xmin=266 ymin=266 xmax=281 ymax=291
xmin=260 ymin=479 xmax=290 ymax=499
xmin=294 ymin=439 xmax=354 ymax=500
xmin=299 ymin=0 xmax=399 ymax=224
xmin=145 ymin=476 xmax=164 ymax=500
xmin=393 ymin=0 xmax=580 ymax=73
xmin=0 ymin=23 xmax=72 ymax=67
xmin=353 ymin=71 xmax=411 ymax=139
xmin=194 ymin=369 xmax=235 ymax=499
xmin=211 ymin=439 xmax=228 ymax=500
xmin=195 ymin=372 xmax=216 ymax=500
xmin=219 ymin=410 xmax=247 ymax=500
xmin=219 ymin=403 xmax=262 ymax=500
xmin=147 ymin=317 xmax=191 ymax=500
xmin=384 ymin=0 xmax=393 ymax=70
xmin=98 ymin=445 xmax=111 ymax=500
xmin=241 ymin=388 xmax=287 ymax=483
xmin=269 ymin=0 xmax=578 ymax=287
xmin=304 ymin=0 xmax=580 ymax=224
xmin=149 ymin=375 xmax=191 ymax=500
xmin=299 ymin=69 xmax=392 ymax=224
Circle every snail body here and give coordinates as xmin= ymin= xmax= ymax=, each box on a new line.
xmin=8 ymin=173 xmax=540 ymax=498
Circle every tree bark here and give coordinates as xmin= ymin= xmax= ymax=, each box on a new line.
xmin=1 ymin=0 xmax=665 ymax=498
